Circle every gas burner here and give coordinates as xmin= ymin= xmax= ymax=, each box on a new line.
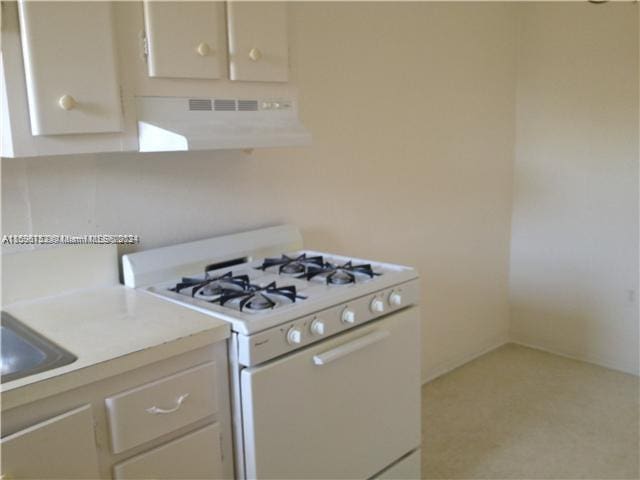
xmin=327 ymin=270 xmax=353 ymax=285
xmin=216 ymin=281 xmax=305 ymax=312
xmin=171 ymin=271 xmax=250 ymax=298
xmin=245 ymin=294 xmax=274 ymax=311
xmin=257 ymin=254 xmax=324 ymax=276
xmin=303 ymin=261 xmax=380 ymax=285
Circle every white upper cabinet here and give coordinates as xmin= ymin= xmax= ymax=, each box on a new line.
xmin=143 ymin=1 xmax=226 ymax=80
xmin=17 ymin=1 xmax=123 ymax=136
xmin=227 ymin=2 xmax=289 ymax=83
xmin=1 ymin=0 xmax=301 ymax=157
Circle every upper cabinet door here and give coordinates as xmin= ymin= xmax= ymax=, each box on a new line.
xmin=143 ymin=1 xmax=225 ymax=80
xmin=227 ymin=2 xmax=289 ymax=83
xmin=17 ymin=1 xmax=122 ymax=136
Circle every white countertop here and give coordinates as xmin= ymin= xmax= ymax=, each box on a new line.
xmin=1 ymin=286 xmax=229 ymax=410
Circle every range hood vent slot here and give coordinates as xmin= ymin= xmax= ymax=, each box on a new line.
xmin=188 ymin=99 xmax=212 ymax=111
xmin=214 ymin=99 xmax=236 ymax=111
xmin=238 ymin=100 xmax=259 ymax=111
xmin=189 ymin=98 xmax=259 ymax=112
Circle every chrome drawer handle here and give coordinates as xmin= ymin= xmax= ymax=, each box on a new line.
xmin=145 ymin=393 xmax=189 ymax=415
xmin=313 ymin=330 xmax=390 ymax=366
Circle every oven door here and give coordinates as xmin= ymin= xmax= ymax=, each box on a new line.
xmin=240 ymin=306 xmax=421 ymax=479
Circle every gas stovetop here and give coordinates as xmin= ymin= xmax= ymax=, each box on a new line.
xmin=146 ymin=250 xmax=418 ymax=335
xmin=169 ymin=253 xmax=382 ymax=313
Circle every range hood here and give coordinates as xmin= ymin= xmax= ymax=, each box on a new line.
xmin=136 ymin=96 xmax=311 ymax=152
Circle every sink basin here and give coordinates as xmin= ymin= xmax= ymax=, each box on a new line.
xmin=1 ymin=311 xmax=77 ymax=383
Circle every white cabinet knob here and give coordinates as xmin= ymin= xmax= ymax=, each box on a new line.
xmin=310 ymin=319 xmax=325 ymax=336
xmin=196 ymin=42 xmax=211 ymax=56
xmin=370 ymin=298 xmax=385 ymax=314
xmin=249 ymin=47 xmax=262 ymax=61
xmin=286 ymin=327 xmax=303 ymax=345
xmin=341 ymin=309 xmax=356 ymax=324
xmin=389 ymin=291 xmax=403 ymax=307
xmin=58 ymin=94 xmax=77 ymax=111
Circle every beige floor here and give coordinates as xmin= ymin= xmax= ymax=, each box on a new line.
xmin=421 ymin=344 xmax=640 ymax=479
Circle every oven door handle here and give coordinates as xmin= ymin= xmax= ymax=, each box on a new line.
xmin=312 ymin=330 xmax=390 ymax=366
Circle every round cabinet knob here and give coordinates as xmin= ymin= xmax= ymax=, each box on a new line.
xmin=310 ymin=319 xmax=325 ymax=336
xmin=249 ymin=47 xmax=262 ymax=62
xmin=286 ymin=327 xmax=303 ymax=345
xmin=370 ymin=298 xmax=385 ymax=314
xmin=341 ymin=308 xmax=356 ymax=324
xmin=58 ymin=94 xmax=77 ymax=111
xmin=389 ymin=291 xmax=403 ymax=307
xmin=196 ymin=42 xmax=211 ymax=56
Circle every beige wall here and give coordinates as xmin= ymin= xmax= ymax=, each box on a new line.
xmin=1 ymin=2 xmax=518 ymax=383
xmin=509 ymin=3 xmax=639 ymax=375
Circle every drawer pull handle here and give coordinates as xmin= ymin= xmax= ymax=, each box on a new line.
xmin=196 ymin=42 xmax=211 ymax=56
xmin=249 ymin=47 xmax=262 ymax=61
xmin=145 ymin=393 xmax=189 ymax=415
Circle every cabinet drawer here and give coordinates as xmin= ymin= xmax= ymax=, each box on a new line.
xmin=105 ymin=362 xmax=217 ymax=454
xmin=113 ymin=423 xmax=223 ymax=479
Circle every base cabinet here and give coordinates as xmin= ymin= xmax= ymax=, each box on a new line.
xmin=0 ymin=405 xmax=100 ymax=479
xmin=0 ymin=343 xmax=233 ymax=479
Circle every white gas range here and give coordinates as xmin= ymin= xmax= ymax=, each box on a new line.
xmin=123 ymin=225 xmax=422 ymax=479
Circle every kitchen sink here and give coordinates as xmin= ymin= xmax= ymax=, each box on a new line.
xmin=1 ymin=311 xmax=77 ymax=383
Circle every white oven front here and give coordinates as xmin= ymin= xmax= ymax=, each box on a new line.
xmin=238 ymin=306 xmax=421 ymax=479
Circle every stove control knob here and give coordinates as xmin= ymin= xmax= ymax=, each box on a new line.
xmin=341 ymin=309 xmax=356 ymax=324
xmin=310 ymin=319 xmax=325 ymax=336
xmin=286 ymin=327 xmax=303 ymax=345
xmin=370 ymin=298 xmax=385 ymax=314
xmin=389 ymin=291 xmax=403 ymax=307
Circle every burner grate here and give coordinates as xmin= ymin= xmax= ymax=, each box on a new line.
xmin=171 ymin=271 xmax=250 ymax=298
xmin=257 ymin=253 xmax=324 ymax=275
xmin=303 ymin=261 xmax=380 ymax=285
xmin=217 ymin=281 xmax=303 ymax=312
